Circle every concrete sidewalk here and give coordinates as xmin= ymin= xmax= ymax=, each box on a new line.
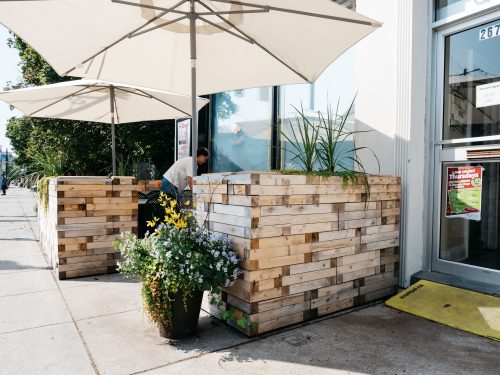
xmin=1 ymin=187 xmax=499 ymax=375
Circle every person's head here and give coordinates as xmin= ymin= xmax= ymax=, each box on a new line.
xmin=196 ymin=147 xmax=210 ymax=165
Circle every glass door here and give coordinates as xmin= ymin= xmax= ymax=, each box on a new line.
xmin=433 ymin=14 xmax=500 ymax=286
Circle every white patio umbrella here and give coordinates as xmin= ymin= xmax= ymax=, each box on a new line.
xmin=0 ymin=0 xmax=381 ymax=175
xmin=0 ymin=79 xmax=209 ymax=175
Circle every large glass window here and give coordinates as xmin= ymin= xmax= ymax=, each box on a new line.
xmin=443 ymin=18 xmax=500 ymax=141
xmin=280 ymin=49 xmax=357 ymax=171
xmin=210 ymin=88 xmax=272 ymax=173
xmin=435 ymin=0 xmax=496 ymax=21
xmin=436 ymin=0 xmax=467 ymax=20
xmin=440 ymin=162 xmax=500 ymax=270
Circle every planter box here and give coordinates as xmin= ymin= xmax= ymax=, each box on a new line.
xmin=138 ymin=180 xmax=162 ymax=193
xmin=39 ymin=176 xmax=139 ymax=279
xmin=193 ymin=172 xmax=401 ymax=336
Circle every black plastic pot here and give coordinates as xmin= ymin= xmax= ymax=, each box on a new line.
xmin=158 ymin=290 xmax=204 ymax=339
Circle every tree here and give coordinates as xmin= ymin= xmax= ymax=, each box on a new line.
xmin=5 ymin=34 xmax=175 ymax=178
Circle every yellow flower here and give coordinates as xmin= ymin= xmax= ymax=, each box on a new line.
xmin=175 ymin=219 xmax=187 ymax=229
xmin=146 ymin=216 xmax=159 ymax=227
xmin=185 ymin=200 xmax=191 ymax=206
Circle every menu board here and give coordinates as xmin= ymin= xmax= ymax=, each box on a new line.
xmin=446 ymin=166 xmax=483 ymax=221
xmin=176 ymin=119 xmax=191 ymax=160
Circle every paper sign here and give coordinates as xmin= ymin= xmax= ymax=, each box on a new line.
xmin=476 ymin=81 xmax=500 ymax=108
xmin=446 ymin=166 xmax=483 ymax=221
xmin=176 ymin=119 xmax=191 ymax=160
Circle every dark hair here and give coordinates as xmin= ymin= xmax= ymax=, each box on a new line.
xmin=197 ymin=147 xmax=210 ymax=157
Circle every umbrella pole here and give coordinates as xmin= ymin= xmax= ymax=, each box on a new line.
xmin=189 ymin=0 xmax=198 ymax=178
xmin=110 ymin=86 xmax=117 ymax=176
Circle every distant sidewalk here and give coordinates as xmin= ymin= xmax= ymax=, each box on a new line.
xmin=0 ymin=187 xmax=499 ymax=375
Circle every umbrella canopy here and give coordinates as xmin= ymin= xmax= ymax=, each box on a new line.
xmin=0 ymin=0 xmax=381 ymax=175
xmin=0 ymin=1 xmax=380 ymax=94
xmin=0 ymin=79 xmax=209 ymax=175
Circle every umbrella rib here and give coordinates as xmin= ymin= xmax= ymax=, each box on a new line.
xmin=129 ymin=15 xmax=188 ymax=39
xmin=63 ymin=0 xmax=189 ymax=76
xmin=209 ymin=0 xmax=377 ymax=26
xmin=196 ymin=0 xmax=309 ymax=83
xmin=198 ymin=16 xmax=253 ymax=44
xmin=196 ymin=9 xmax=269 ymax=15
xmin=114 ymin=87 xmax=151 ymax=98
xmin=72 ymin=87 xmax=110 ymax=96
xmin=28 ymin=84 xmax=98 ymax=117
xmin=134 ymin=88 xmax=191 ymax=118
xmin=111 ymin=0 xmax=188 ymax=16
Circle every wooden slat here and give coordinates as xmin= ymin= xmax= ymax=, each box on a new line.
xmin=190 ymin=173 xmax=400 ymax=336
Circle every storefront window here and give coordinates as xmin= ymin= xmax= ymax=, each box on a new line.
xmin=435 ymin=0 xmax=495 ymax=21
xmin=210 ymin=88 xmax=272 ymax=173
xmin=436 ymin=0 xmax=466 ymax=20
xmin=443 ymin=18 xmax=500 ymax=141
xmin=280 ymin=49 xmax=356 ymax=170
xmin=440 ymin=162 xmax=500 ymax=270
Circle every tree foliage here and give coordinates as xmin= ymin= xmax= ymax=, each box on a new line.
xmin=5 ymin=34 xmax=175 ymax=177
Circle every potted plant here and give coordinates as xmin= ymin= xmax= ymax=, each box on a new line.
xmin=115 ymin=194 xmax=241 ymax=339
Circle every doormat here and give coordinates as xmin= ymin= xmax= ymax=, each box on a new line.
xmin=386 ymin=280 xmax=500 ymax=341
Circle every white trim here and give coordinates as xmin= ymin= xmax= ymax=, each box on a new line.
xmin=437 ymin=135 xmax=500 ymax=145
xmin=423 ymin=0 xmax=437 ymax=273
xmin=393 ymin=0 xmax=431 ymax=287
xmin=394 ymin=0 xmax=412 ymax=287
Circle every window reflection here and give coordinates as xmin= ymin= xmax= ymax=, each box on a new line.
xmin=443 ymin=19 xmax=500 ymax=141
xmin=211 ymin=89 xmax=272 ymax=173
xmin=440 ymin=162 xmax=500 ymax=270
xmin=435 ymin=0 xmax=493 ymax=21
xmin=280 ymin=49 xmax=356 ymax=171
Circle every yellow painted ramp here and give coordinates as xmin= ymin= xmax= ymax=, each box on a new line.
xmin=386 ymin=280 xmax=500 ymax=341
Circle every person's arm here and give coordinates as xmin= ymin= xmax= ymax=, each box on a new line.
xmin=186 ymin=157 xmax=194 ymax=190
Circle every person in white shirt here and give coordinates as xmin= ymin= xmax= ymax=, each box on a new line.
xmin=161 ymin=147 xmax=210 ymax=203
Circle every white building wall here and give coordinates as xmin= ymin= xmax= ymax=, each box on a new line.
xmin=354 ymin=0 xmax=398 ymax=176
xmin=355 ymin=0 xmax=431 ymax=286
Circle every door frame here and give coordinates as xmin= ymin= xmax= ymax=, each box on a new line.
xmin=430 ymin=9 xmax=500 ymax=286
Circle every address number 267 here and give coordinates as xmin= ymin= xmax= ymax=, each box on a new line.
xmin=480 ymin=25 xmax=500 ymax=41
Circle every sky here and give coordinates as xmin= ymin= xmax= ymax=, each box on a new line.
xmin=0 ymin=25 xmax=22 ymax=153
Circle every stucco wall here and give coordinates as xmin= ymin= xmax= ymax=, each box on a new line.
xmin=355 ymin=0 xmax=430 ymax=286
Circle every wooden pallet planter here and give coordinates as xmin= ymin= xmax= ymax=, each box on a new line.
xmin=138 ymin=180 xmax=162 ymax=193
xmin=38 ymin=176 xmax=139 ymax=279
xmin=193 ymin=172 xmax=401 ymax=336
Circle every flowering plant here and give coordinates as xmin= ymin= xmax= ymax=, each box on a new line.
xmin=115 ymin=193 xmax=240 ymax=327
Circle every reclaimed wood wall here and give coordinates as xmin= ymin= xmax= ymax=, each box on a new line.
xmin=39 ymin=177 xmax=138 ymax=279
xmin=194 ymin=172 xmax=401 ymax=336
